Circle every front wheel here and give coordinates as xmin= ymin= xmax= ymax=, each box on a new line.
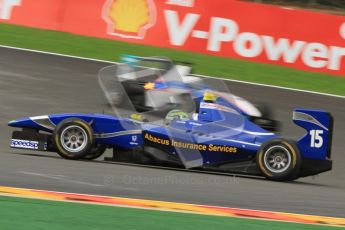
xmin=53 ymin=118 xmax=94 ymax=160
xmin=256 ymin=139 xmax=301 ymax=181
xmin=83 ymin=144 xmax=107 ymax=160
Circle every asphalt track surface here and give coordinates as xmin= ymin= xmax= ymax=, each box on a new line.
xmin=0 ymin=47 xmax=344 ymax=217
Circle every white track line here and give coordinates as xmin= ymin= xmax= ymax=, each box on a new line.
xmin=194 ymin=73 xmax=345 ymax=99
xmin=0 ymin=45 xmax=115 ymax=64
xmin=1 ymin=44 xmax=344 ymax=99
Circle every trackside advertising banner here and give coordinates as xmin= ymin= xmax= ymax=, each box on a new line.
xmin=1 ymin=0 xmax=345 ymax=76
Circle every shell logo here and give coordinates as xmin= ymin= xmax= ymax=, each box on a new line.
xmin=340 ymin=22 xmax=345 ymax=40
xmin=102 ymin=0 xmax=157 ymax=39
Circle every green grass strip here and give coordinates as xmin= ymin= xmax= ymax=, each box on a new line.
xmin=0 ymin=196 xmax=341 ymax=230
xmin=0 ymin=23 xmax=345 ymax=96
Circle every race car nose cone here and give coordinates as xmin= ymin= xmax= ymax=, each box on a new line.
xmin=8 ymin=120 xmax=18 ymax=127
xmin=8 ymin=120 xmax=16 ymax=125
xmin=7 ymin=117 xmax=35 ymax=128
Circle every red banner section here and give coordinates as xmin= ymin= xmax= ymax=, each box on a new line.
xmin=1 ymin=0 xmax=345 ymax=76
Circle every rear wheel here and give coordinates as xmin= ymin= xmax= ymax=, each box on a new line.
xmin=257 ymin=139 xmax=301 ymax=181
xmin=53 ymin=118 xmax=93 ymax=160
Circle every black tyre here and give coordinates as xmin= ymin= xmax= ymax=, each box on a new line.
xmin=256 ymin=139 xmax=301 ymax=181
xmin=84 ymin=144 xmax=107 ymax=160
xmin=53 ymin=118 xmax=94 ymax=160
xmin=251 ymin=103 xmax=280 ymax=132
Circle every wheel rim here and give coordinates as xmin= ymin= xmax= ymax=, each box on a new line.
xmin=263 ymin=145 xmax=291 ymax=173
xmin=60 ymin=125 xmax=88 ymax=153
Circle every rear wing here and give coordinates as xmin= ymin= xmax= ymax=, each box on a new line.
xmin=293 ymin=109 xmax=334 ymax=160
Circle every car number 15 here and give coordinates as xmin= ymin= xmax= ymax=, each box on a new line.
xmin=310 ymin=130 xmax=323 ymax=148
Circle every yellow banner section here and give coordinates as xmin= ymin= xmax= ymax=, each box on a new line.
xmin=0 ymin=186 xmax=344 ymax=227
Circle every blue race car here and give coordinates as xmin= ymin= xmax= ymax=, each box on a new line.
xmin=8 ymin=59 xmax=333 ymax=181
xmin=114 ymin=56 xmax=279 ymax=132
